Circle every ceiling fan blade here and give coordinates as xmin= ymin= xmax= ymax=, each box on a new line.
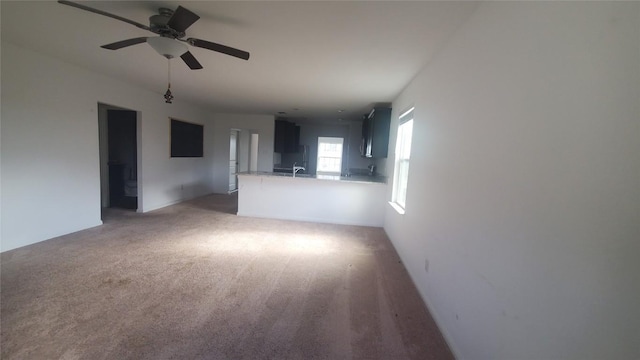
xmin=101 ymin=37 xmax=148 ymax=50
xmin=181 ymin=51 xmax=203 ymax=70
xmin=187 ymin=38 xmax=250 ymax=61
xmin=167 ymin=6 xmax=200 ymax=33
xmin=58 ymin=1 xmax=151 ymax=32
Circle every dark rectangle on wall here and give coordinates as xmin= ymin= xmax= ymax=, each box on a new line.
xmin=171 ymin=119 xmax=203 ymax=157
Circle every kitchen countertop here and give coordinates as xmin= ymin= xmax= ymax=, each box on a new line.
xmin=236 ymin=171 xmax=386 ymax=184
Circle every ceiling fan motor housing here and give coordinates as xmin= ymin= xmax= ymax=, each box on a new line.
xmin=149 ymin=9 xmax=185 ymax=38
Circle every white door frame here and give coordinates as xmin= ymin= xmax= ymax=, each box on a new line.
xmin=229 ymin=129 xmax=239 ymax=193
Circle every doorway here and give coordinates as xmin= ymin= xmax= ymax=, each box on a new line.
xmin=98 ymin=104 xmax=139 ymax=213
xmin=229 ymin=130 xmax=239 ymax=193
xmin=250 ymin=133 xmax=259 ymax=172
xmin=228 ymin=129 xmax=255 ymax=194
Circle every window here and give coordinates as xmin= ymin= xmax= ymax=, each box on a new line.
xmin=316 ymin=137 xmax=344 ymax=176
xmin=391 ymin=108 xmax=414 ymax=213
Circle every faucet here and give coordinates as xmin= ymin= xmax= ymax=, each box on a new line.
xmin=293 ymin=162 xmax=306 ymax=177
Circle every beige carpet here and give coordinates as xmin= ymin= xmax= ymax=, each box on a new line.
xmin=1 ymin=194 xmax=452 ymax=360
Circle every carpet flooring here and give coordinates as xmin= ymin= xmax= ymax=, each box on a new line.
xmin=1 ymin=194 xmax=453 ymax=360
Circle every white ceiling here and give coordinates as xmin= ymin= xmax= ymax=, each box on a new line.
xmin=1 ymin=1 xmax=478 ymax=121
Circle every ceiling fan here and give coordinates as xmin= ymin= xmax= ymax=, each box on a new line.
xmin=58 ymin=1 xmax=250 ymax=70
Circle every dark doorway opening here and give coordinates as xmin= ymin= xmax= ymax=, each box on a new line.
xmin=105 ymin=109 xmax=138 ymax=210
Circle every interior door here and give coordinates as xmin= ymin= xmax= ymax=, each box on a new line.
xmin=229 ymin=130 xmax=239 ymax=192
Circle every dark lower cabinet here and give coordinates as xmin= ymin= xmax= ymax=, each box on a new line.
xmin=361 ymin=107 xmax=391 ymax=158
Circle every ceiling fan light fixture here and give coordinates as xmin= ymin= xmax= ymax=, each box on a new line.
xmin=147 ymin=36 xmax=187 ymax=59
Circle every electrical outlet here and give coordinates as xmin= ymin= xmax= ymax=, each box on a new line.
xmin=424 ymin=258 xmax=429 ymax=273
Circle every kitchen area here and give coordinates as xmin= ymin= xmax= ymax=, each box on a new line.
xmin=271 ymin=107 xmax=390 ymax=178
xmin=237 ymin=107 xmax=392 ymax=227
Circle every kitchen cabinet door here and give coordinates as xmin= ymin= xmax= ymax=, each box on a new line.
xmin=274 ymin=120 xmax=300 ymax=153
xmin=274 ymin=120 xmax=287 ymax=153
xmin=361 ymin=107 xmax=391 ymax=158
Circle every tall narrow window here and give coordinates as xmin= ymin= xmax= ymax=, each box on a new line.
xmin=392 ymin=108 xmax=414 ymax=213
xmin=317 ymin=137 xmax=344 ymax=176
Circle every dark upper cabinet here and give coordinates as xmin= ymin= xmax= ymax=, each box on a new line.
xmin=294 ymin=125 xmax=300 ymax=152
xmin=361 ymin=107 xmax=391 ymax=158
xmin=361 ymin=114 xmax=371 ymax=157
xmin=274 ymin=119 xmax=287 ymax=153
xmin=274 ymin=119 xmax=300 ymax=153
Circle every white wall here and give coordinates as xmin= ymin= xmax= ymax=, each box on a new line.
xmin=0 ymin=41 xmax=218 ymax=252
xmin=384 ymin=2 xmax=640 ymax=359
xmin=211 ymin=114 xmax=274 ymax=194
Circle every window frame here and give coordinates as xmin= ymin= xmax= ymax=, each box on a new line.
xmin=391 ymin=107 xmax=414 ymax=214
xmin=316 ymin=136 xmax=344 ymax=176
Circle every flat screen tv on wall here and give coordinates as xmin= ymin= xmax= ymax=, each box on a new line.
xmin=171 ymin=119 xmax=203 ymax=157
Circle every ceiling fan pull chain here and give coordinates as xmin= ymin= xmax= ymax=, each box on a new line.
xmin=164 ymin=59 xmax=174 ymax=104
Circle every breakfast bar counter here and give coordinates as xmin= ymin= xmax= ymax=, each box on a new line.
xmin=236 ymin=172 xmax=387 ymax=227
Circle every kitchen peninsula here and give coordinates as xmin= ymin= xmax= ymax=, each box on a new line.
xmin=237 ymin=172 xmax=387 ymax=227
